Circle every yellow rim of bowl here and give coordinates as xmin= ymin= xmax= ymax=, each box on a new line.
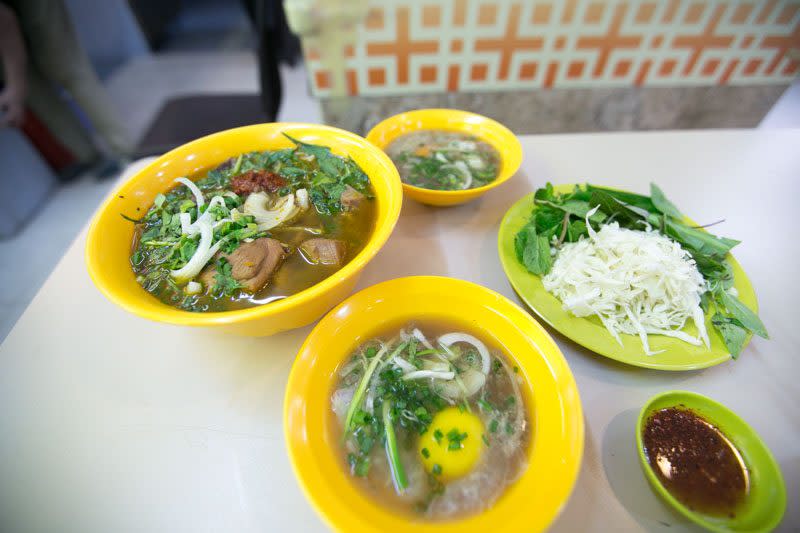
xmin=365 ymin=109 xmax=523 ymax=199
xmin=284 ymin=276 xmax=584 ymax=533
xmin=85 ymin=123 xmax=403 ymax=327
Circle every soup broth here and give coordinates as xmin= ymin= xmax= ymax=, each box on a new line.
xmin=386 ymin=130 xmax=500 ymax=191
xmin=330 ymin=321 xmax=530 ymax=520
xmin=129 ymin=135 xmax=375 ymax=312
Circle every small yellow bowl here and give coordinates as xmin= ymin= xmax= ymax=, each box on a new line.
xmin=85 ymin=123 xmax=402 ymax=336
xmin=365 ymin=109 xmax=522 ymax=206
xmin=284 ymin=276 xmax=584 ymax=532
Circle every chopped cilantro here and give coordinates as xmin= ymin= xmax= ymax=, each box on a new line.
xmin=212 ymin=257 xmax=241 ymax=297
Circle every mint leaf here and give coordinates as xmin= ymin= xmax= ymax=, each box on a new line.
xmin=514 ymin=222 xmax=552 ymax=275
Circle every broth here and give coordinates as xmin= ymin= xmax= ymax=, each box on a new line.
xmin=330 ymin=321 xmax=530 ymax=520
xmin=386 ymin=130 xmax=500 ymax=191
xmin=643 ymin=407 xmax=749 ymax=518
xmin=129 ymin=136 xmax=376 ymax=312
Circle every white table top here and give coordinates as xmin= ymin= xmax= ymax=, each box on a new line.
xmin=1 ymin=129 xmax=798 ymax=533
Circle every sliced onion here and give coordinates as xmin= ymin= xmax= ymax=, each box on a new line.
xmin=181 ymin=196 xmax=225 ymax=236
xmin=296 ymin=188 xmax=309 ymax=210
xmin=174 ymin=177 xmax=205 ymax=208
xmin=412 ymin=328 xmax=434 ymax=350
xmin=438 ymin=369 xmax=485 ymax=399
xmin=403 ymin=370 xmax=455 ymax=381
xmin=453 ymin=161 xmax=473 ymax=189
xmin=244 ymin=192 xmax=299 ymax=231
xmin=170 ymin=221 xmax=227 ymax=283
xmin=422 ymin=361 xmax=451 ymax=372
xmin=437 ymin=332 xmax=491 ymax=375
xmin=179 ymin=212 xmax=193 ymax=234
xmin=393 ymin=356 xmax=416 ymax=373
xmin=171 ymin=222 xmax=213 ymax=283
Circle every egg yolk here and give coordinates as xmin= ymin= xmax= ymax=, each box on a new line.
xmin=418 ymin=407 xmax=484 ymax=481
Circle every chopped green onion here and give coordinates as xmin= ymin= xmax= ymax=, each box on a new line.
xmin=343 ymin=344 xmax=389 ymax=435
xmin=382 ymin=401 xmax=408 ymax=493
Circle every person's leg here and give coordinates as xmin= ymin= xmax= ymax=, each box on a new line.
xmin=24 ymin=64 xmax=98 ymax=164
xmin=18 ymin=0 xmax=134 ymax=157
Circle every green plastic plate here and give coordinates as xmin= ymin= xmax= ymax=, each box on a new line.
xmin=497 ymin=185 xmax=759 ymax=370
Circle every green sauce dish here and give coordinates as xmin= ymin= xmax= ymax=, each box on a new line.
xmin=636 ymin=391 xmax=786 ymax=532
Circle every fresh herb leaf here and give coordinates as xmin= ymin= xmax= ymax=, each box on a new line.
xmin=514 ymin=221 xmax=552 ymax=276
xmin=650 ymin=183 xmax=682 ymax=219
xmin=717 ymin=290 xmax=769 ymax=339
xmin=212 ymin=257 xmax=241 ymax=297
xmin=711 ymin=313 xmax=749 ymax=359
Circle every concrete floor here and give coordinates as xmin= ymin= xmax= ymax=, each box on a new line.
xmin=0 ymin=55 xmax=798 ymax=341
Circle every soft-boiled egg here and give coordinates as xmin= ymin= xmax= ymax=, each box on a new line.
xmin=418 ymin=406 xmax=484 ymax=481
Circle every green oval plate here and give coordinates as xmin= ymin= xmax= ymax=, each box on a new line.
xmin=636 ymin=391 xmax=786 ymax=532
xmin=497 ymin=185 xmax=759 ymax=370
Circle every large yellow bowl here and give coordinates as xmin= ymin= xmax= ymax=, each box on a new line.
xmin=285 ymin=276 xmax=584 ymax=532
xmin=366 ymin=109 xmax=522 ymax=206
xmin=85 ymin=123 xmax=402 ymax=336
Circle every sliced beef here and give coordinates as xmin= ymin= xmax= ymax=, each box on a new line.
xmin=300 ymin=238 xmax=346 ymax=266
xmin=231 ymin=170 xmax=286 ymax=196
xmin=199 ymin=237 xmax=286 ymax=293
xmin=340 ymin=185 xmax=365 ymax=211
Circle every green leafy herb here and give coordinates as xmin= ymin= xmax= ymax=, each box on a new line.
xmin=433 ymin=429 xmax=444 ymax=444
xmin=514 ymin=221 xmax=552 ymax=275
xmin=514 ymin=182 xmax=768 ymax=359
xmin=432 ymin=464 xmax=442 ymax=476
xmin=212 ymin=258 xmax=241 ymax=297
xmin=421 ymin=447 xmax=430 ymax=459
xmin=650 ymin=183 xmax=682 ymax=219
xmin=711 ymin=314 xmax=749 ymax=359
xmin=717 ymin=290 xmax=769 ymax=339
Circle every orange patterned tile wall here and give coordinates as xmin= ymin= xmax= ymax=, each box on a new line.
xmin=304 ymin=0 xmax=800 ymax=97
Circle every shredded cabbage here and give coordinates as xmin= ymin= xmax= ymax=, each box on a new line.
xmin=543 ymin=220 xmax=709 ymax=355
